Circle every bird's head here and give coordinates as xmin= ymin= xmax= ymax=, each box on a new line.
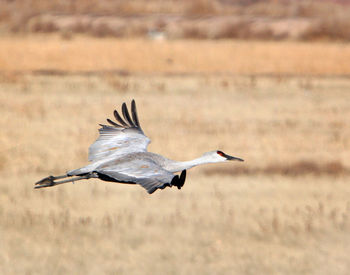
xmin=202 ymin=150 xmax=244 ymax=163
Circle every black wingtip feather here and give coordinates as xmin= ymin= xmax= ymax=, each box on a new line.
xmin=107 ymin=118 xmax=122 ymax=127
xmin=114 ymin=110 xmax=128 ymax=126
xmin=178 ymin=170 xmax=186 ymax=189
xmin=131 ymin=100 xmax=141 ymax=128
xmin=171 ymin=175 xmax=180 ymax=188
xmin=122 ymin=102 xmax=135 ymax=127
xmin=107 ymin=101 xmax=142 ymax=129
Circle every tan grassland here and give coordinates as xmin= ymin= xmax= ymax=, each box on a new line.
xmin=1 ymin=36 xmax=350 ymax=274
xmin=1 ymin=35 xmax=350 ymax=75
xmin=2 ymin=0 xmax=350 ymax=41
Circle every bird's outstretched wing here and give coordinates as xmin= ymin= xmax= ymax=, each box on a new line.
xmin=88 ymin=100 xmax=150 ymax=162
xmin=95 ymin=158 xmax=177 ymax=194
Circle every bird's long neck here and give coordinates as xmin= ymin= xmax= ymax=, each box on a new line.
xmin=165 ymin=155 xmax=214 ymax=173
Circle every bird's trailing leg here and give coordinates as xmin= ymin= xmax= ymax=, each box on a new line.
xmin=34 ymin=173 xmax=95 ymax=189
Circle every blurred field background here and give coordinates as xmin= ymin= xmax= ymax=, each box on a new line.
xmin=1 ymin=1 xmax=350 ymax=274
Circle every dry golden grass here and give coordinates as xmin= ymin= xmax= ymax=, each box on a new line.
xmin=2 ymin=173 xmax=350 ymax=274
xmin=2 ymin=0 xmax=350 ymax=40
xmin=1 ymin=72 xmax=350 ymax=274
xmin=2 ymin=74 xmax=350 ymax=173
xmin=1 ymin=35 xmax=350 ymax=75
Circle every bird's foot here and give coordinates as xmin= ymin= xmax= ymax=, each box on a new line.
xmin=34 ymin=175 xmax=55 ymax=189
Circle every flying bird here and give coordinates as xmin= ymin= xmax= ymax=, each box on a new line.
xmin=35 ymin=100 xmax=244 ymax=194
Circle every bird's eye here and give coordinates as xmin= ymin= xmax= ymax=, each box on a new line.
xmin=217 ymin=151 xmax=225 ymax=157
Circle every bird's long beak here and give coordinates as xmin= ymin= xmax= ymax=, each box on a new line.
xmin=224 ymin=153 xmax=244 ymax=162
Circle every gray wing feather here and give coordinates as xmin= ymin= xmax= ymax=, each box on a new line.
xmin=88 ymin=100 xmax=150 ymax=162
xmin=96 ymin=159 xmax=175 ymax=194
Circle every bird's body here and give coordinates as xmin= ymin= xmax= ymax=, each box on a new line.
xmin=35 ymin=100 xmax=243 ymax=194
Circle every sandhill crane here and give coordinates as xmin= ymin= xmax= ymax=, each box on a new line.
xmin=35 ymin=100 xmax=244 ymax=194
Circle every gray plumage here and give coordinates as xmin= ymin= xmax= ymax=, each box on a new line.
xmin=35 ymin=100 xmax=243 ymax=194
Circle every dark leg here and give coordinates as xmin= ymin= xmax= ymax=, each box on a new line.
xmin=35 ymin=175 xmax=68 ymax=187
xmin=34 ymin=173 xmax=95 ymax=189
